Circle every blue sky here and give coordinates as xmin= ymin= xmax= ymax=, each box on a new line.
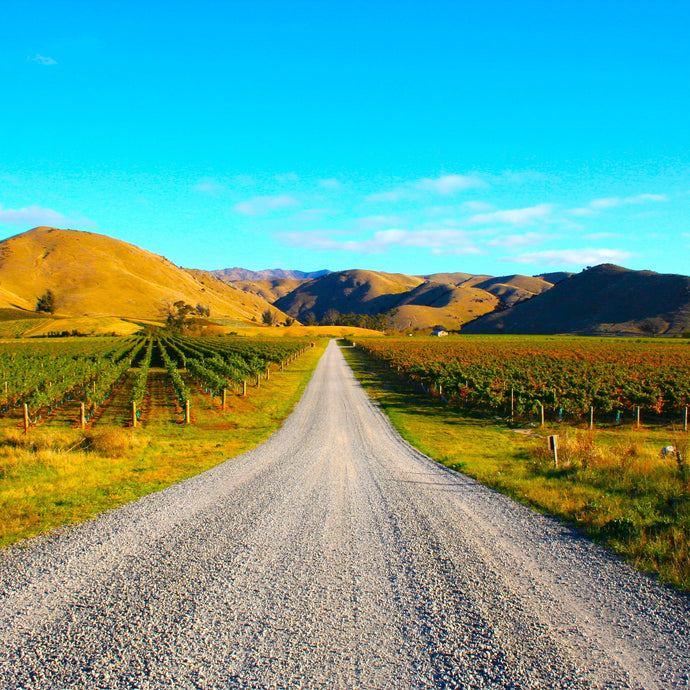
xmin=1 ymin=0 xmax=688 ymax=276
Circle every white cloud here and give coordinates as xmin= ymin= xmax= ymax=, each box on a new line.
xmin=193 ymin=178 xmax=225 ymax=194
xmin=234 ymin=194 xmax=300 ymax=216
xmin=508 ymin=247 xmax=634 ymax=267
xmin=583 ymin=232 xmax=621 ymax=240
xmin=279 ymin=228 xmax=481 ymax=255
xmin=355 ymin=215 xmax=403 ymax=230
xmin=275 ymin=173 xmax=299 ymax=184
xmin=0 ymin=204 xmax=94 ymax=228
xmin=366 ymin=189 xmax=406 ymax=203
xmin=486 ymin=232 xmax=553 ymax=248
xmin=569 ymin=193 xmax=668 ymax=216
xmin=28 ymin=54 xmax=57 ymax=66
xmin=319 ymin=178 xmax=343 ymax=190
xmin=366 ymin=173 xmax=485 ymax=203
xmin=462 ymin=200 xmax=494 ymax=212
xmin=415 ymin=174 xmax=485 ymax=195
xmin=467 ymin=204 xmax=554 ymax=226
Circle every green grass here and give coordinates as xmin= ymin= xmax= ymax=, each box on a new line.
xmin=0 ymin=340 xmax=328 ymax=547
xmin=341 ymin=343 xmax=690 ymax=591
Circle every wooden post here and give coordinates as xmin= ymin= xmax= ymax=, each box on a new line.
xmin=242 ymin=380 xmax=247 ymax=397
xmin=589 ymin=406 xmax=594 ymax=430
xmin=80 ymin=402 xmax=86 ymax=430
xmin=510 ymin=388 xmax=514 ymax=420
xmin=266 ymin=368 xmax=270 ymax=381
xmin=256 ymin=375 xmax=260 ymax=389
xmin=548 ymin=435 xmax=559 ymax=468
xmin=636 ymin=406 xmax=641 ymax=428
xmin=684 ymin=406 xmax=688 ymax=432
xmin=222 ymin=388 xmax=227 ymax=411
xmin=540 ymin=404 xmax=545 ymax=428
xmin=185 ymin=400 xmax=191 ymax=425
xmin=23 ymin=403 xmax=29 ymax=434
xmin=132 ymin=401 xmax=137 ymax=428
xmin=280 ymin=361 xmax=284 ymax=371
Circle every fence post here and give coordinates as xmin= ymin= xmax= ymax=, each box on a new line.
xmin=132 ymin=401 xmax=137 ymax=428
xmin=23 ymin=403 xmax=29 ymax=434
xmin=80 ymin=402 xmax=86 ymax=430
xmin=548 ymin=435 xmax=559 ymax=468
xmin=540 ymin=404 xmax=545 ymax=428
xmin=685 ymin=406 xmax=688 ymax=432
xmin=510 ymin=388 xmax=514 ymax=420
xmin=636 ymin=406 xmax=641 ymax=428
xmin=185 ymin=400 xmax=191 ymax=425
xmin=242 ymin=380 xmax=247 ymax=397
xmin=589 ymin=406 xmax=594 ymax=430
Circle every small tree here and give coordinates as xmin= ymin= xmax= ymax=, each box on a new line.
xmin=162 ymin=300 xmax=195 ymax=330
xmin=36 ymin=290 xmax=56 ymax=314
xmin=262 ymin=309 xmax=278 ymax=326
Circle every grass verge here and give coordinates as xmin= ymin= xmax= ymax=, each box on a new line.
xmin=0 ymin=340 xmax=328 ymax=547
xmin=341 ymin=343 xmax=690 ymax=591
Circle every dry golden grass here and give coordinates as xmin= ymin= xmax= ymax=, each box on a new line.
xmin=342 ymin=344 xmax=690 ymax=591
xmin=0 ymin=227 xmax=283 ymax=323
xmin=0 ymin=340 xmax=329 ymax=547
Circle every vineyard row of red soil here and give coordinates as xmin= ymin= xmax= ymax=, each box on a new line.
xmin=350 ymin=336 xmax=690 ymax=426
xmin=0 ymin=335 xmax=313 ymax=430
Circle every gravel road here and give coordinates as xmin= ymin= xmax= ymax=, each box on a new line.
xmin=1 ymin=340 xmax=688 ymax=689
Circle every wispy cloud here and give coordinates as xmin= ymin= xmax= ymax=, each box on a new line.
xmin=193 ymin=178 xmax=225 ymax=194
xmin=0 ymin=204 xmax=94 ymax=228
xmin=28 ymin=54 xmax=57 ymax=66
xmin=416 ymin=174 xmax=486 ymax=195
xmin=569 ymin=193 xmax=668 ymax=216
xmin=467 ymin=204 xmax=554 ymax=226
xmin=507 ymin=247 xmax=634 ymax=267
xmin=583 ymin=232 xmax=621 ymax=240
xmin=319 ymin=178 xmax=343 ymax=190
xmin=486 ymin=232 xmax=554 ymax=248
xmin=355 ymin=215 xmax=403 ymax=230
xmin=275 ymin=173 xmax=299 ymax=184
xmin=234 ymin=194 xmax=300 ymax=216
xmin=367 ymin=174 xmax=485 ymax=203
xmin=279 ymin=228 xmax=481 ymax=255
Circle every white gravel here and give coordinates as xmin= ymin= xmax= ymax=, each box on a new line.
xmin=0 ymin=340 xmax=688 ymax=689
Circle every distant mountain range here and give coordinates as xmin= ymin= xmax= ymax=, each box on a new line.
xmin=218 ymin=264 xmax=690 ymax=336
xmin=0 ymin=227 xmax=687 ymax=336
xmin=211 ymin=268 xmax=331 ymax=282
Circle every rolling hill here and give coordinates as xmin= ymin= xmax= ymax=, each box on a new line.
xmin=271 ymin=269 xmax=500 ymax=330
xmin=461 ymin=264 xmax=690 ymax=335
xmin=0 ymin=227 xmax=286 ymax=326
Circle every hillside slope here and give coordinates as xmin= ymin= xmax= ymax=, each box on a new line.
xmin=0 ymin=227 xmax=283 ymax=323
xmin=462 ymin=264 xmax=690 ymax=335
xmin=274 ymin=270 xmax=425 ymax=320
xmin=273 ymin=270 xmax=499 ymax=330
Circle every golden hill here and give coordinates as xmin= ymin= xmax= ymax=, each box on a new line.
xmin=231 ymin=278 xmax=310 ymax=304
xmin=273 ymin=269 xmax=497 ymax=331
xmin=0 ymin=227 xmax=284 ymax=324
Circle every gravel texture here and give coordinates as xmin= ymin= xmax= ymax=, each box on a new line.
xmin=0 ymin=340 xmax=688 ymax=689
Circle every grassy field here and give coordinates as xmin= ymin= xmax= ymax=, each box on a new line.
xmin=0 ymin=339 xmax=329 ymax=547
xmin=341 ymin=343 xmax=690 ymax=591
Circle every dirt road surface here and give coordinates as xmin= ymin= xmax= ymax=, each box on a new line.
xmin=0 ymin=341 xmax=688 ymax=688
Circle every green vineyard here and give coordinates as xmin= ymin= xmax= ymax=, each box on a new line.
xmin=0 ymin=335 xmax=313 ymax=431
